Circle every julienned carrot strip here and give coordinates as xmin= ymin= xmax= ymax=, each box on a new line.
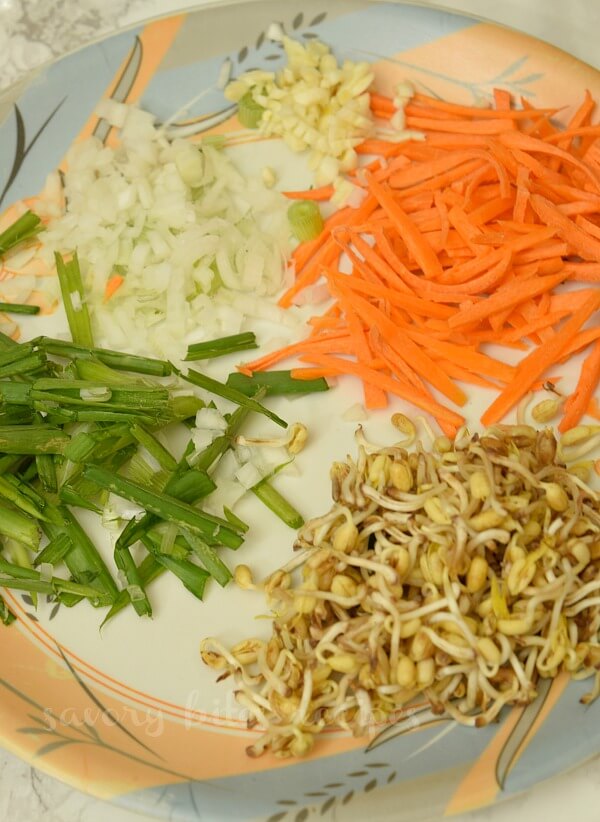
xmin=411 ymin=92 xmax=556 ymax=121
xmin=563 ymin=262 xmax=600 ymax=282
xmin=301 ymin=353 xmax=465 ymax=427
xmin=330 ymin=278 xmax=466 ymax=406
xmin=290 ymin=367 xmax=339 ymax=380
xmin=370 ymin=93 xmax=395 ymax=113
xmin=326 ymin=274 xmax=387 ymax=409
xmin=501 ymin=310 xmax=570 ymax=342
xmin=448 ymin=272 xmax=566 ymax=329
xmin=404 ymin=117 xmax=514 ymax=135
xmin=500 ymin=130 xmax=600 ymax=192
xmin=559 ymin=338 xmax=600 ymax=431
xmin=332 ymin=273 xmax=453 ymax=319
xmin=367 ymin=175 xmax=444 ymax=280
xmin=529 ymin=194 xmax=600 ymax=262
xmin=283 ymin=185 xmax=333 ymax=201
xmin=103 ymin=274 xmax=124 ymax=302
xmin=575 ymin=214 xmax=600 ymax=240
xmin=481 ymin=293 xmax=600 ymax=425
xmin=405 ymin=331 xmax=516 ymax=383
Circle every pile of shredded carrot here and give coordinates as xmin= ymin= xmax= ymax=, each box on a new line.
xmin=241 ymin=88 xmax=600 ymax=436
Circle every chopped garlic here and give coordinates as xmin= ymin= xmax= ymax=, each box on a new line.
xmin=225 ymin=36 xmax=375 ymax=185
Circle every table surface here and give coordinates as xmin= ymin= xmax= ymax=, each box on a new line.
xmin=2 ymin=0 xmax=600 ymax=820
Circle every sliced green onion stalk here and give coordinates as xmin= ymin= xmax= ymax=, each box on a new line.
xmin=130 ymin=424 xmax=178 ymax=472
xmin=251 ymin=479 xmax=304 ymax=529
xmin=226 ymin=369 xmax=329 ymax=397
xmin=0 ymin=595 xmax=16 ymax=626
xmin=0 ymin=341 xmax=34 ymax=368
xmin=142 ymin=535 xmax=210 ymax=600
xmin=0 ymin=502 xmax=40 ymax=551
xmin=59 ymin=485 xmax=102 ymax=514
xmin=0 ymin=425 xmax=70 ymax=455
xmin=114 ymin=545 xmax=152 ymax=618
xmin=84 ymin=465 xmax=243 ymax=549
xmin=237 ymin=90 xmax=265 ymax=129
xmin=36 ymin=454 xmax=58 ymax=493
xmin=0 ymin=302 xmax=40 ymax=315
xmin=0 ymin=352 xmax=47 ymax=378
xmin=35 ymin=337 xmax=172 ymax=377
xmin=177 ymin=366 xmax=287 ymax=429
xmin=185 ymin=332 xmax=258 ymax=361
xmin=0 ymin=329 xmax=18 ymax=351
xmin=181 ymin=530 xmax=232 ymax=588
xmin=54 ymin=251 xmax=94 ymax=347
xmin=0 ymin=475 xmax=47 ymax=520
xmin=287 ymin=199 xmax=324 ymax=242
xmin=33 ymin=533 xmax=72 ymax=568
xmin=116 ymin=466 xmax=218 ymax=551
xmin=0 ymin=210 xmax=42 ymax=256
xmin=42 ymin=505 xmax=118 ymax=603
xmin=101 ymin=555 xmax=165 ymax=628
xmin=0 ymin=574 xmax=113 ymax=606
xmin=223 ymin=506 xmax=249 ymax=534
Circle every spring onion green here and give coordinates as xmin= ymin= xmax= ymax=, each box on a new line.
xmin=185 ymin=333 xmax=258 ymax=361
xmin=0 ymin=211 xmax=42 ymax=256
xmin=0 ymin=302 xmax=40 ymax=315
xmin=226 ymin=370 xmax=329 ymax=396
xmin=54 ymin=252 xmax=94 ymax=347
xmin=287 ymin=200 xmax=324 ymax=242
xmin=237 ymin=90 xmax=265 ymax=129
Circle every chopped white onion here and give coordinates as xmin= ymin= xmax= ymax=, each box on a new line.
xmin=37 ymin=105 xmax=292 ymax=362
xmin=195 ymin=407 xmax=227 ymax=431
xmin=234 ymin=461 xmax=264 ymax=489
xmin=343 ymin=402 xmax=368 ymax=422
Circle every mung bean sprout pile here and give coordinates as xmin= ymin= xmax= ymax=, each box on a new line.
xmin=202 ymin=420 xmax=600 ymax=758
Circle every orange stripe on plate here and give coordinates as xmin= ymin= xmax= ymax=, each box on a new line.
xmin=495 ymin=674 xmax=570 ymax=782
xmin=74 ymin=14 xmax=186 ymax=146
xmin=443 ymin=706 xmax=526 ymax=815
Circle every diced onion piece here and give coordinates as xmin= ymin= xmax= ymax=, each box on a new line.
xmin=343 ymin=403 xmax=368 ymax=422
xmin=80 ymin=386 xmax=112 ymax=402
xmin=127 ymin=584 xmax=146 ymax=602
xmin=194 ymin=407 xmax=228 ymax=431
xmin=234 ymin=461 xmax=264 ymax=489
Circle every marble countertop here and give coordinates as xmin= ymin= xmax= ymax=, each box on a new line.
xmin=2 ymin=1 xmax=600 ymax=820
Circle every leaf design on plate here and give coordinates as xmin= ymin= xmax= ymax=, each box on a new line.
xmin=366 ymin=762 xmax=388 ymax=768
xmin=387 ymin=770 xmax=397 ymax=783
xmin=348 ymin=771 xmax=368 ymax=777
xmin=265 ymin=54 xmax=281 ymax=61
xmin=294 ymin=810 xmax=309 ymax=822
xmin=302 ymin=33 xmax=319 ymax=40
xmin=310 ymin=12 xmax=327 ymax=26
xmin=342 ymin=791 xmax=354 ymax=805
xmin=0 ymin=97 xmax=65 ymax=207
xmin=27 ymin=613 xmax=39 ymax=622
xmin=17 ymin=727 xmax=55 ymax=736
xmin=495 ymin=677 xmax=553 ymax=789
xmin=366 ymin=703 xmax=447 ymax=751
xmin=292 ymin=13 xmax=304 ymax=29
xmin=49 ymin=602 xmax=61 ymax=620
xmin=238 ymin=46 xmax=248 ymax=63
xmin=56 ymin=644 xmax=161 ymax=759
xmin=267 ymin=813 xmax=288 ymax=822
xmin=35 ymin=740 xmax=75 ymax=758
xmin=21 ymin=594 xmax=34 ymax=606
xmin=493 ymin=55 xmax=529 ymax=82
xmin=364 ymin=779 xmax=377 ymax=792
xmin=320 ymin=796 xmax=336 ymax=815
